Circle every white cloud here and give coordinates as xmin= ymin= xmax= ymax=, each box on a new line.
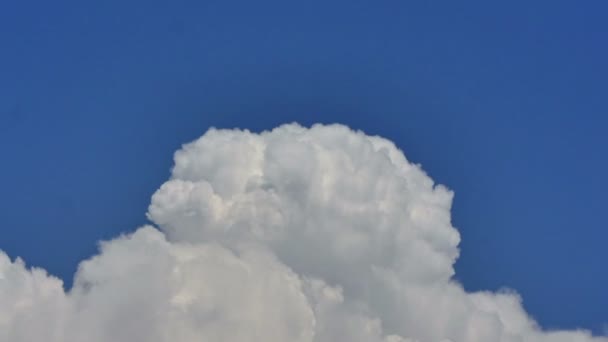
xmin=0 ymin=123 xmax=605 ymax=342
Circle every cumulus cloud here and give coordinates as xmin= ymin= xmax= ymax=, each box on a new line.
xmin=0 ymin=123 xmax=605 ymax=342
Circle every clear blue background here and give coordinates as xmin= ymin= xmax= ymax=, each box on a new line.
xmin=1 ymin=0 xmax=606 ymax=334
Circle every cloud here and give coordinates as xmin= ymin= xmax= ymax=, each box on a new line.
xmin=0 ymin=123 xmax=605 ymax=342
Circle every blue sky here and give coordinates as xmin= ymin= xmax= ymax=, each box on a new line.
xmin=1 ymin=0 xmax=607 ymax=335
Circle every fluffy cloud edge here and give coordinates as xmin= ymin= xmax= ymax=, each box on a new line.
xmin=1 ymin=123 xmax=606 ymax=342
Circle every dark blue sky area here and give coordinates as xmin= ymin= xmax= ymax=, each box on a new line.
xmin=1 ymin=0 xmax=607 ymax=334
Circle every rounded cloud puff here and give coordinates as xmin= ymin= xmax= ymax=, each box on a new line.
xmin=1 ymin=123 xmax=605 ymax=342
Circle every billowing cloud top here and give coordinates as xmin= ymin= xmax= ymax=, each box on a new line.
xmin=0 ymin=124 xmax=605 ymax=342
